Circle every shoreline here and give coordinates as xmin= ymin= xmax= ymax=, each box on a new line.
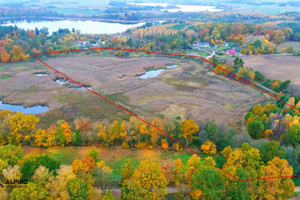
xmin=0 ymin=16 xmax=174 ymax=25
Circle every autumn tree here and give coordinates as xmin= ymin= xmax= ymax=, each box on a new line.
xmin=48 ymin=165 xmax=76 ymax=199
xmin=179 ymin=119 xmax=199 ymax=146
xmin=121 ymin=160 xmax=134 ymax=183
xmin=148 ymin=117 xmax=163 ymax=146
xmin=97 ymin=122 xmax=109 ymax=147
xmin=0 ymin=48 xmax=10 ymax=63
xmin=10 ymin=182 xmax=49 ymax=200
xmin=3 ymin=112 xmax=39 ymax=145
xmin=128 ymin=116 xmax=145 ymax=146
xmin=201 ymin=140 xmax=217 ymax=155
xmin=74 ymin=118 xmax=92 ymax=145
xmin=121 ymin=160 xmax=167 ymax=200
xmin=263 ymin=157 xmax=294 ymax=199
xmin=172 ymin=158 xmax=184 ymax=186
xmin=10 ymin=45 xmax=30 ymax=62
xmin=94 ymin=161 xmax=114 ymax=193
xmin=107 ymin=120 xmax=127 ymax=146
xmin=2 ymin=165 xmax=22 ymax=181
xmin=221 ymin=144 xmax=265 ymax=199
xmin=32 ymin=165 xmax=53 ymax=186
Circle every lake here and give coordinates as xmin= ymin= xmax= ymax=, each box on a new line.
xmin=127 ymin=3 xmax=223 ymax=12
xmin=0 ymin=100 xmax=49 ymax=114
xmin=136 ymin=64 xmax=178 ymax=79
xmin=0 ymin=20 xmax=145 ymax=34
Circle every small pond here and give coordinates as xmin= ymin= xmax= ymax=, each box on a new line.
xmin=0 ymin=100 xmax=48 ymax=114
xmin=136 ymin=64 xmax=178 ymax=79
xmin=35 ymin=72 xmax=48 ymax=76
xmin=55 ymin=78 xmax=92 ymax=90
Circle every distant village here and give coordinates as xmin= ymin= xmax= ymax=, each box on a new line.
xmin=193 ymin=41 xmax=238 ymax=56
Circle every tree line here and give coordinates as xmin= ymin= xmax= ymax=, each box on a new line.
xmin=0 ymin=107 xmax=298 ymax=199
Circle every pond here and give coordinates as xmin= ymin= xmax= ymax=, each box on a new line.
xmin=136 ymin=64 xmax=178 ymax=79
xmin=0 ymin=100 xmax=49 ymax=114
xmin=34 ymin=72 xmax=48 ymax=76
xmin=127 ymin=3 xmax=223 ymax=12
xmin=55 ymin=78 xmax=92 ymax=90
xmin=0 ymin=20 xmax=145 ymax=34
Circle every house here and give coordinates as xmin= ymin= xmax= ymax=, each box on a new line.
xmin=228 ymin=49 xmax=236 ymax=55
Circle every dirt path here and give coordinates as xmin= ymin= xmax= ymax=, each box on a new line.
xmin=97 ymin=186 xmax=190 ymax=198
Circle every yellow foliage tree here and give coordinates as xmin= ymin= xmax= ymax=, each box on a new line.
xmin=201 ymin=140 xmax=217 ymax=155
xmin=60 ymin=121 xmax=72 ymax=145
xmin=10 ymin=45 xmax=30 ymax=62
xmin=3 ymin=112 xmax=39 ymax=145
xmin=179 ymin=119 xmax=199 ymax=146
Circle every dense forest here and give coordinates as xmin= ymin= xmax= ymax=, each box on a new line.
xmin=0 ymin=106 xmax=297 ymax=199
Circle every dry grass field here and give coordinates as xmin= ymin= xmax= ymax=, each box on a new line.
xmin=0 ymin=53 xmax=269 ymax=129
xmin=242 ymin=55 xmax=300 ymax=95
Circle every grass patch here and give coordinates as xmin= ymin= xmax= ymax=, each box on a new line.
xmin=0 ymin=75 xmax=12 ymax=80
xmin=294 ymin=191 xmax=300 ymax=197
xmin=106 ymin=156 xmax=140 ymax=182
xmin=170 ymin=23 xmax=188 ymax=30
xmin=53 ymin=91 xmax=130 ymax=122
xmin=224 ymin=104 xmax=234 ymax=109
xmin=293 ymin=177 xmax=300 ymax=187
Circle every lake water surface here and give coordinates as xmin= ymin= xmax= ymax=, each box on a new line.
xmin=1 ymin=20 xmax=145 ymax=34
xmin=128 ymin=3 xmax=222 ymax=12
xmin=0 ymin=100 xmax=48 ymax=114
xmin=137 ymin=64 xmax=178 ymax=79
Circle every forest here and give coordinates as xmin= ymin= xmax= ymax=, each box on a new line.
xmin=0 ymin=103 xmax=297 ymax=199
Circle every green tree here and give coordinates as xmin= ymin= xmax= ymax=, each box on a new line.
xmin=205 ymin=121 xmax=219 ymax=143
xmin=253 ymin=40 xmax=262 ymax=49
xmin=0 ymin=144 xmax=23 ymax=165
xmin=283 ymin=125 xmax=300 ymax=146
xmin=102 ymin=191 xmax=116 ymax=200
xmin=225 ymin=168 xmax=250 ymax=200
xmin=72 ymin=129 xmax=82 ymax=146
xmin=88 ymin=147 xmax=99 ymax=162
xmin=10 ymin=182 xmax=49 ymax=200
xmin=191 ymin=167 xmax=225 ymax=199
xmin=261 ymin=141 xmax=286 ymax=163
xmin=233 ymin=57 xmax=244 ymax=72
xmin=247 ymin=119 xmax=264 ymax=139
xmin=67 ymin=178 xmax=89 ymax=200
xmin=254 ymin=71 xmax=265 ymax=82
xmin=20 ymin=154 xmax=60 ymax=180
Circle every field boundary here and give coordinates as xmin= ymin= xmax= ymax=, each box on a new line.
xmin=34 ymin=47 xmax=300 ymax=181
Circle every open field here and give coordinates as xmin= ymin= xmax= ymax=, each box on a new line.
xmin=0 ymin=53 xmax=269 ymax=129
xmin=242 ymin=55 xmax=300 ymax=95
xmin=277 ymin=41 xmax=300 ymax=52
xmin=42 ymin=53 xmax=269 ymax=129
